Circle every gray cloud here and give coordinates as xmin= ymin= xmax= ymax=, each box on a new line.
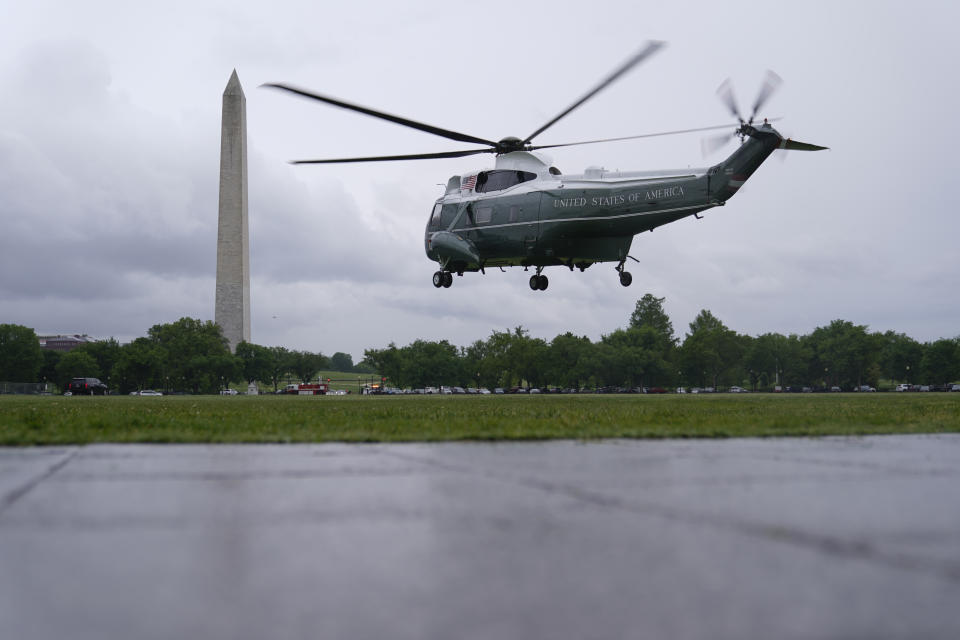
xmin=1 ymin=1 xmax=958 ymax=361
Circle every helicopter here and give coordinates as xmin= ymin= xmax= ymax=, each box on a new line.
xmin=265 ymin=41 xmax=826 ymax=292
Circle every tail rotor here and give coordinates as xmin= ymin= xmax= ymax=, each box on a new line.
xmin=702 ymin=70 xmax=783 ymax=156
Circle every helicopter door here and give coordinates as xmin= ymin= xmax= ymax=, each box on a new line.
xmin=509 ymin=193 xmax=541 ymax=256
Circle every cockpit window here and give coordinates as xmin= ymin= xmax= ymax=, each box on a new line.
xmin=475 ymin=170 xmax=537 ymax=193
xmin=430 ymin=203 xmax=442 ymax=225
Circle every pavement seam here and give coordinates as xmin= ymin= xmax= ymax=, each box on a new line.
xmin=0 ymin=447 xmax=80 ymax=519
xmin=380 ymin=447 xmax=960 ymax=584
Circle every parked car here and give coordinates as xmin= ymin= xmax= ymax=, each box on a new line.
xmin=67 ymin=377 xmax=108 ymax=395
xmin=728 ymin=386 xmax=747 ymax=393
xmin=951 ymin=384 xmax=960 ymax=392
xmin=895 ymin=383 xmax=912 ymax=392
xmin=220 ymin=388 xmax=239 ymax=395
xmin=137 ymin=390 xmax=163 ymax=396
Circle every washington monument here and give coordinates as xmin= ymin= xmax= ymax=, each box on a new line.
xmin=215 ymin=70 xmax=250 ymax=352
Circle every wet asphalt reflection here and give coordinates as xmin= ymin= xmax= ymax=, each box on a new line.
xmin=2 ymin=435 xmax=959 ymax=639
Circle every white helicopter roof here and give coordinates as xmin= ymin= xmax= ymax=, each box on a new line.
xmin=443 ymin=149 xmax=707 ymax=197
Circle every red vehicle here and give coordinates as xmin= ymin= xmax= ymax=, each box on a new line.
xmin=284 ymin=382 xmax=329 ymax=395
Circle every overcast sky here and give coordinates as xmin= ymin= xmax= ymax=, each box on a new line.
xmin=2 ymin=1 xmax=957 ymax=360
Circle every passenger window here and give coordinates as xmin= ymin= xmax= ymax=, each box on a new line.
xmin=509 ymin=206 xmax=520 ymax=223
xmin=475 ymin=207 xmax=493 ymax=224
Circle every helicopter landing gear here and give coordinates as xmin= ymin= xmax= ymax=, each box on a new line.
xmin=615 ymin=261 xmax=633 ymax=287
xmin=529 ymin=275 xmax=549 ymax=291
xmin=529 ymin=268 xmax=548 ymax=291
xmin=433 ymin=271 xmax=453 ymax=288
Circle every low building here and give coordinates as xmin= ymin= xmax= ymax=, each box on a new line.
xmin=38 ymin=334 xmax=94 ymax=352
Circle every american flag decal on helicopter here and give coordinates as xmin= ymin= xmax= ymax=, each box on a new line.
xmin=461 ymin=175 xmax=476 ymax=191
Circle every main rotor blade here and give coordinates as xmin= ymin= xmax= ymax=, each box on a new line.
xmin=749 ymin=70 xmax=782 ymax=123
xmin=701 ymin=132 xmax=736 ymax=157
xmin=528 ymin=122 xmax=746 ymax=151
xmin=290 ymin=148 xmax=494 ymax=165
xmin=523 ymin=41 xmax=665 ymax=144
xmin=263 ymin=83 xmax=499 ymax=148
xmin=716 ymin=78 xmax=742 ymax=122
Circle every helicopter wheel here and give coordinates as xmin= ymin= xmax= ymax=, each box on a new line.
xmin=432 ymin=271 xmax=444 ymax=288
xmin=619 ymin=271 xmax=633 ymax=287
xmin=442 ymin=272 xmax=453 ymax=288
xmin=529 ymin=274 xmax=549 ymax=291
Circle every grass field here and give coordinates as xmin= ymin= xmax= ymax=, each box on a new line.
xmin=1 ymin=393 xmax=959 ymax=446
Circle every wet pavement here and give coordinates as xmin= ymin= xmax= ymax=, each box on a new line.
xmin=2 ymin=435 xmax=959 ymax=639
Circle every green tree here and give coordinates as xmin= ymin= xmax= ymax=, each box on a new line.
xmin=210 ymin=353 xmax=243 ymax=391
xmin=290 ymin=350 xmax=328 ymax=384
xmin=401 ymin=340 xmax=463 ymax=388
xmin=629 ymin=293 xmax=675 ymax=345
xmin=352 ymin=359 xmax=376 ymax=374
xmin=878 ymin=331 xmax=924 ymax=386
xmin=236 ymin=342 xmax=273 ymax=385
xmin=598 ymin=326 xmax=671 ymax=389
xmin=679 ymin=310 xmax=743 ymax=388
xmin=39 ymin=350 xmax=61 ymax=386
xmin=112 ymin=337 xmax=163 ymax=393
xmin=147 ymin=317 xmax=232 ymax=393
xmin=266 ymin=346 xmax=293 ymax=391
xmin=804 ymin=319 xmax=878 ymax=389
xmin=462 ymin=339 xmax=488 ymax=389
xmin=741 ymin=332 xmax=807 ymax=390
xmin=74 ymin=339 xmax=121 ymax=387
xmin=546 ymin=332 xmax=594 ymax=389
xmin=330 ymin=352 xmax=354 ymax=372
xmin=0 ymin=324 xmax=43 ymax=382
xmin=688 ymin=309 xmax=725 ymax=334
xmin=479 ymin=329 xmax=519 ymax=388
xmin=363 ymin=343 xmax=403 ymax=387
xmin=920 ymin=339 xmax=959 ymax=386
xmin=509 ymin=330 xmax=549 ymax=388
xmin=55 ymin=351 xmax=100 ymax=389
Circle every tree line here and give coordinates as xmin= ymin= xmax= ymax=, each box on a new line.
xmin=0 ymin=319 xmax=364 ymax=394
xmin=2 ymin=294 xmax=958 ymax=393
xmin=362 ymin=295 xmax=959 ymax=391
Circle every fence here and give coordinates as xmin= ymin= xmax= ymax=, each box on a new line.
xmin=0 ymin=382 xmax=51 ymax=395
